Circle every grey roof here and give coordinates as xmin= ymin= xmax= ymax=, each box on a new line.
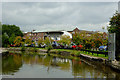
xmin=33 ymin=30 xmax=65 ymax=33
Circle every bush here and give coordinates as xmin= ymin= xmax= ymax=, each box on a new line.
xmin=57 ymin=50 xmax=61 ymax=55
xmin=70 ymin=50 xmax=80 ymax=56
xmin=75 ymin=52 xmax=80 ymax=56
xmin=21 ymin=46 xmax=25 ymax=51
xmin=34 ymin=47 xmax=38 ymax=52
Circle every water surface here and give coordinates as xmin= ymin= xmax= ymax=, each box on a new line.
xmin=2 ymin=52 xmax=120 ymax=79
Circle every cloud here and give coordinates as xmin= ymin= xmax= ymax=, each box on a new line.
xmin=2 ymin=2 xmax=118 ymax=32
xmin=0 ymin=2 xmax=2 ymax=22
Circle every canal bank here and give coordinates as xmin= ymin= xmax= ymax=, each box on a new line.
xmin=80 ymin=53 xmax=120 ymax=72
xmin=1 ymin=47 xmax=120 ymax=72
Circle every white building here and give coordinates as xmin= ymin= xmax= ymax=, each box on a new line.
xmin=27 ymin=30 xmax=72 ymax=41
xmin=44 ymin=30 xmax=72 ymax=41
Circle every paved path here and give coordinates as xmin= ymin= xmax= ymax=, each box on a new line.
xmin=0 ymin=48 xmax=8 ymax=53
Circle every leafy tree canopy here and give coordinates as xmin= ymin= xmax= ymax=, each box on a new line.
xmin=2 ymin=24 xmax=23 ymax=47
xmin=58 ymin=35 xmax=71 ymax=45
xmin=108 ymin=11 xmax=120 ymax=33
xmin=2 ymin=24 xmax=23 ymax=37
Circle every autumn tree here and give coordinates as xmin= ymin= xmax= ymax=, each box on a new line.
xmin=72 ymin=32 xmax=81 ymax=45
xmin=93 ymin=33 xmax=103 ymax=50
xmin=37 ymin=38 xmax=44 ymax=47
xmin=72 ymin=31 xmax=108 ymax=50
xmin=14 ymin=36 xmax=22 ymax=47
xmin=73 ymin=31 xmax=93 ymax=49
xmin=24 ymin=36 xmax=32 ymax=45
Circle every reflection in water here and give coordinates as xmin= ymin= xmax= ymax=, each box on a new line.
xmin=72 ymin=59 xmax=105 ymax=78
xmin=2 ymin=52 xmax=22 ymax=75
xmin=2 ymin=52 xmax=120 ymax=79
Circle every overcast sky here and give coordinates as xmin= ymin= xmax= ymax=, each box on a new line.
xmin=2 ymin=2 xmax=118 ymax=32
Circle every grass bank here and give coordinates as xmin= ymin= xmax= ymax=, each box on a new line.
xmin=9 ymin=47 xmax=108 ymax=59
xmin=52 ymin=49 xmax=108 ymax=59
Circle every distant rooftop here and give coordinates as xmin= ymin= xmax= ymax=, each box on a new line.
xmin=23 ymin=27 xmax=105 ymax=34
xmin=33 ymin=30 xmax=65 ymax=33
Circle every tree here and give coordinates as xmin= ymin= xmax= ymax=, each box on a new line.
xmin=108 ymin=11 xmax=120 ymax=33
xmin=108 ymin=11 xmax=120 ymax=60
xmin=58 ymin=35 xmax=71 ymax=46
xmin=72 ymin=31 xmax=86 ymax=45
xmin=72 ymin=31 xmax=107 ymax=50
xmin=44 ymin=37 xmax=53 ymax=53
xmin=25 ymin=36 xmax=32 ymax=45
xmin=2 ymin=24 xmax=23 ymax=37
xmin=2 ymin=33 xmax=9 ymax=47
xmin=73 ymin=31 xmax=93 ymax=49
xmin=37 ymin=38 xmax=44 ymax=47
xmin=9 ymin=34 xmax=16 ymax=44
xmin=2 ymin=24 xmax=23 ymax=47
xmin=93 ymin=33 xmax=103 ymax=50
xmin=84 ymin=39 xmax=92 ymax=50
xmin=14 ymin=36 xmax=22 ymax=47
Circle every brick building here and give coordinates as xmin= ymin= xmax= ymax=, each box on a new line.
xmin=23 ymin=27 xmax=108 ymax=41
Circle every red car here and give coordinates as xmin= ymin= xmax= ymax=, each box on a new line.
xmin=72 ymin=45 xmax=77 ymax=49
xmin=77 ymin=44 xmax=83 ymax=49
xmin=72 ymin=44 xmax=83 ymax=49
xmin=10 ymin=44 xmax=15 ymax=47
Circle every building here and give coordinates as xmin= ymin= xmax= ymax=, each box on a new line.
xmin=23 ymin=30 xmax=72 ymax=41
xmin=23 ymin=27 xmax=108 ymax=41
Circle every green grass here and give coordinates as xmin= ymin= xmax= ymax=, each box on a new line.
xmin=10 ymin=47 xmax=108 ymax=59
xmin=80 ymin=51 xmax=108 ymax=59
xmin=52 ymin=49 xmax=108 ymax=59
xmin=52 ymin=49 xmax=75 ymax=52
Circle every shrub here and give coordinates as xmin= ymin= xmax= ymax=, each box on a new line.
xmin=75 ymin=52 xmax=80 ymax=56
xmin=21 ymin=46 xmax=25 ymax=51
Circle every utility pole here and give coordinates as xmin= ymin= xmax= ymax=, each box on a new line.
xmin=108 ymin=33 xmax=116 ymax=61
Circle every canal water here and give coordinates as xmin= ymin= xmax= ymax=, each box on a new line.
xmin=2 ymin=52 xmax=120 ymax=79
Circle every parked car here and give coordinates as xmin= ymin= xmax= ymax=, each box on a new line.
xmin=24 ymin=44 xmax=29 ymax=47
xmin=52 ymin=41 xmax=59 ymax=48
xmin=52 ymin=41 xmax=65 ymax=49
xmin=30 ymin=43 xmax=35 ymax=47
xmin=24 ymin=44 xmax=31 ymax=47
xmin=72 ymin=45 xmax=77 ymax=49
xmin=77 ymin=44 xmax=83 ymax=49
xmin=70 ymin=43 xmax=77 ymax=49
xmin=10 ymin=44 xmax=15 ymax=47
xmin=35 ymin=43 xmax=39 ymax=47
xmin=40 ymin=44 xmax=46 ymax=48
xmin=59 ymin=44 xmax=64 ymax=48
xmin=99 ymin=46 xmax=107 ymax=51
